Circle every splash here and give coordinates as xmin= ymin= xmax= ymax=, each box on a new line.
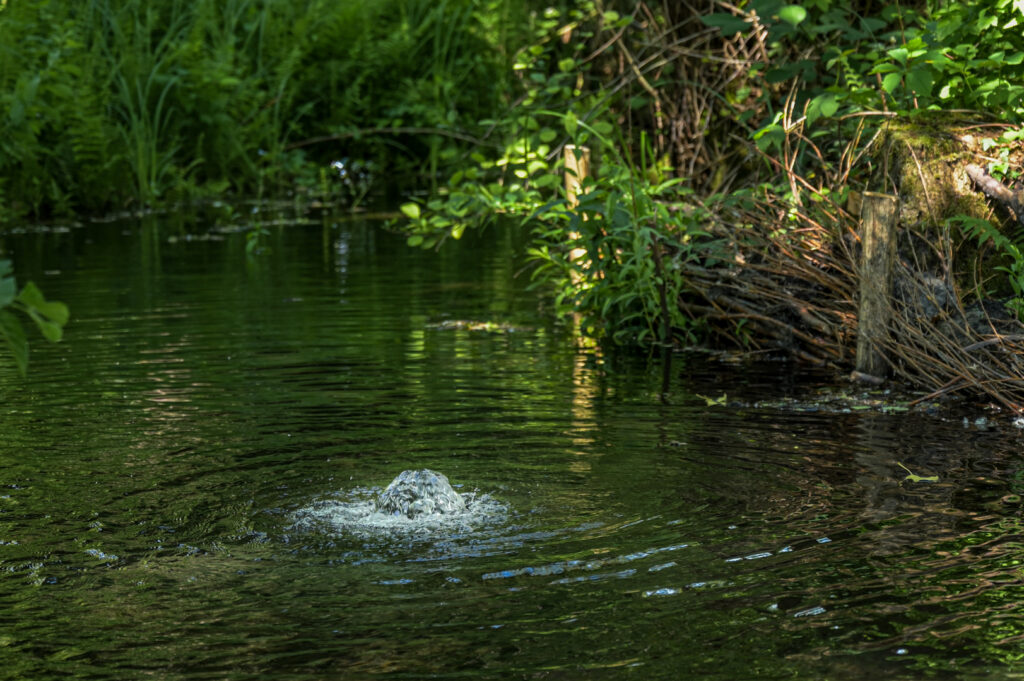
xmin=292 ymin=470 xmax=508 ymax=538
xmin=375 ymin=469 xmax=466 ymax=518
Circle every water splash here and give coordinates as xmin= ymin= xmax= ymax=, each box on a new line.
xmin=374 ymin=469 xmax=466 ymax=518
xmin=291 ymin=470 xmax=508 ymax=538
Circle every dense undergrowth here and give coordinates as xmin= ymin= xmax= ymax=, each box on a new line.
xmin=402 ymin=0 xmax=1024 ymax=348
xmin=0 ymin=0 xmax=541 ymax=219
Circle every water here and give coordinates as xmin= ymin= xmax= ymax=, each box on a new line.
xmin=3 ymin=211 xmax=1024 ymax=679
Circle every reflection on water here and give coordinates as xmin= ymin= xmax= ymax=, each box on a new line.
xmin=2 ymin=213 xmax=1024 ymax=679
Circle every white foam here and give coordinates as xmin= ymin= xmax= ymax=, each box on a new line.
xmin=292 ymin=489 xmax=508 ymax=539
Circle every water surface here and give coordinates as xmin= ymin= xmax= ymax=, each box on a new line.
xmin=2 ymin=212 xmax=1024 ymax=680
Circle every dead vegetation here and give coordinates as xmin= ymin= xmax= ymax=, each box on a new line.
xmin=675 ymin=114 xmax=1024 ymax=411
xmin=594 ymin=1 xmax=1024 ymax=410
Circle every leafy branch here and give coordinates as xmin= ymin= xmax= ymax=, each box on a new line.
xmin=0 ymin=259 xmax=69 ymax=376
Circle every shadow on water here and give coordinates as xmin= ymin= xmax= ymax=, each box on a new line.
xmin=2 ymin=210 xmax=1024 ymax=679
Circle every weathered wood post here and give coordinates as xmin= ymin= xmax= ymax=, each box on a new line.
xmin=855 ymin=192 xmax=899 ymax=378
xmin=564 ymin=145 xmax=591 ymax=282
xmin=563 ymin=144 xmax=590 ymax=208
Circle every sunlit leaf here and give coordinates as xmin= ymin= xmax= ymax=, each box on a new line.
xmin=887 ymin=47 xmax=909 ymax=65
xmin=400 ymin=202 xmax=421 ymax=220
xmin=778 ymin=5 xmax=807 ymax=26
xmin=897 ymin=461 xmax=939 ymax=484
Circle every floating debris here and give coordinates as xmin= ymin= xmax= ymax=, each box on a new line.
xmin=897 ymin=462 xmax=939 ymax=484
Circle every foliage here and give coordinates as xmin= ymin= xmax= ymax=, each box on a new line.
xmin=725 ymin=0 xmax=1024 ymax=177
xmin=398 ymin=0 xmax=1024 ymax=352
xmin=0 ymin=0 xmax=524 ymax=220
xmin=0 ymin=260 xmax=69 ymax=376
xmin=954 ymin=215 xmax=1024 ymax=318
xmin=527 ymin=139 xmax=712 ymax=345
xmin=399 ymin=3 xmax=719 ymax=343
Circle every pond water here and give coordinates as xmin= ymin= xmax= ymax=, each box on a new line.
xmin=3 ymin=211 xmax=1024 ymax=680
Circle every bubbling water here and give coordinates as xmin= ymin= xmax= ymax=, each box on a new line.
xmin=375 ymin=469 xmax=466 ymax=518
xmin=292 ymin=469 xmax=508 ymax=538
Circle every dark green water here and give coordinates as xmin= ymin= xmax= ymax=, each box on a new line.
xmin=3 ymin=213 xmax=1024 ymax=680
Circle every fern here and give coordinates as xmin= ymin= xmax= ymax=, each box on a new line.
xmin=951 ymin=215 xmax=1024 ymax=318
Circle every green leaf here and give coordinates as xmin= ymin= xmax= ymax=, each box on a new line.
xmin=806 ymin=92 xmax=839 ymax=125
xmin=564 ymin=112 xmax=578 ymax=137
xmin=527 ymin=160 xmax=548 ymax=175
xmin=25 ymin=310 xmax=63 ymax=342
xmin=14 ymin=281 xmax=70 ymax=343
xmin=752 ymin=121 xmax=785 ymax=152
xmin=869 ymin=63 xmax=900 ymax=74
xmin=778 ymin=5 xmax=807 ymax=26
xmin=400 ymin=202 xmax=421 ymax=220
xmin=539 ymin=128 xmax=557 ymax=143
xmin=0 ymin=309 xmax=28 ymax=377
xmin=887 ymin=47 xmax=909 ymax=65
xmin=17 ymin=280 xmax=70 ymax=325
xmin=881 ymin=72 xmax=902 ymax=93
xmin=406 ymin=234 xmax=424 ymax=247
xmin=906 ymin=68 xmax=934 ymax=96
xmin=0 ymin=260 xmax=15 ymax=308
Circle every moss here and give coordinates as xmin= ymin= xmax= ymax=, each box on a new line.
xmin=875 ymin=116 xmax=992 ymax=229
xmin=861 ymin=114 xmax=1024 ymax=294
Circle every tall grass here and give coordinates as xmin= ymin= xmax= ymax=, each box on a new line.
xmin=90 ymin=0 xmax=193 ymax=203
xmin=0 ymin=0 xmax=528 ymax=221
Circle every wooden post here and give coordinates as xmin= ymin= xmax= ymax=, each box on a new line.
xmin=855 ymin=192 xmax=899 ymax=378
xmin=563 ymin=146 xmax=591 ymax=283
xmin=563 ymin=145 xmax=590 ymax=208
